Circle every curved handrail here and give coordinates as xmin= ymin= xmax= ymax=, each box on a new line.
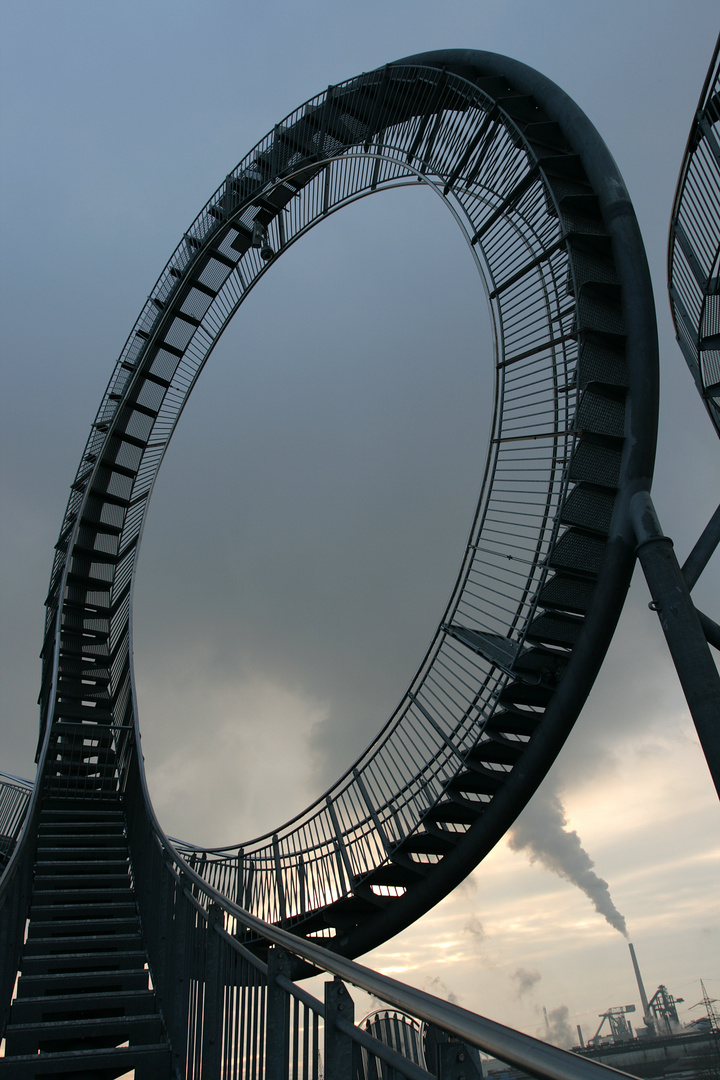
xmin=0 ymin=773 xmax=33 ymax=866
xmin=668 ymin=33 xmax=720 ymax=436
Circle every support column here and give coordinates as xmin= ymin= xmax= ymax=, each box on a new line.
xmin=266 ymin=946 xmax=291 ymax=1080
xmin=630 ymin=491 xmax=720 ymax=797
xmin=202 ymin=903 xmax=224 ymax=1079
xmin=324 ymin=976 xmax=356 ymax=1079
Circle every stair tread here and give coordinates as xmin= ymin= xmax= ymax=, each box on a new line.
xmin=16 ymin=969 xmax=150 ymax=995
xmin=6 ymin=1013 xmax=163 ymax=1035
xmin=0 ymin=1042 xmax=171 ymax=1071
xmin=11 ymin=987 xmax=156 ymax=1011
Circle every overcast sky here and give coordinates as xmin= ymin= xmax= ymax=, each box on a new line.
xmin=1 ymin=0 xmax=718 ymax=1046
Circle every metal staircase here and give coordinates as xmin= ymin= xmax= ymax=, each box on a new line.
xmin=0 ymin=793 xmax=172 ymax=1077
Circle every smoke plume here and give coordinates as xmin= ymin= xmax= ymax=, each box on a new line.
xmin=507 ymin=791 xmax=628 ymax=937
xmin=463 ymin=914 xmax=486 ymax=943
xmin=510 ymin=967 xmax=541 ymax=998
xmin=425 ymin=976 xmax=460 ymax=1006
xmin=545 ymin=1005 xmax=574 ymax=1048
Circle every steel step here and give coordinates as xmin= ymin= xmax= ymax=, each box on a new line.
xmin=28 ymin=901 xmax=137 ymax=921
xmin=33 ymin=873 xmax=133 ymax=890
xmin=0 ymin=1042 xmax=172 ymax=1076
xmin=26 ymin=916 xmax=140 ymax=937
xmin=424 ymin=801 xmax=480 ymax=827
xmin=19 ymin=948 xmax=148 ymax=977
xmin=396 ymin=830 xmax=459 ymax=856
xmin=4 ymin=1012 xmax=165 ymax=1055
xmin=31 ymin=885 xmax=134 ymax=905
xmin=36 ymin=846 xmax=127 ymax=860
xmin=9 ymin=987 xmax=157 ymax=1024
xmin=36 ymin=831 xmax=125 ymax=844
xmin=23 ymin=932 xmax=143 ymax=956
xmin=15 ymin=968 xmax=150 ymax=998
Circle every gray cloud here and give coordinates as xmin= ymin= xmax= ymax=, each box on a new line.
xmin=508 ymin=791 xmax=628 ymax=938
xmin=510 ymin=968 xmax=541 ymax=999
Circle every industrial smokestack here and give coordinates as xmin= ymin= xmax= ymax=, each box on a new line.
xmin=628 ymin=943 xmax=654 ymax=1032
xmin=576 ymin=1024 xmax=585 ymax=1048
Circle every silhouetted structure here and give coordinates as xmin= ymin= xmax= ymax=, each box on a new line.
xmin=1 ymin=40 xmax=718 ymax=1079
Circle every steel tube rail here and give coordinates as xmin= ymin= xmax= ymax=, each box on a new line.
xmin=151 ymin=812 xmax=633 ymax=1080
xmin=682 ymin=501 xmax=720 ymax=590
xmin=697 ymin=607 xmax=720 ymax=650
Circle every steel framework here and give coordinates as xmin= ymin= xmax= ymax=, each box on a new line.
xmin=669 ymin=36 xmax=720 ymax=437
xmin=0 ymin=48 xmax=663 ymax=1079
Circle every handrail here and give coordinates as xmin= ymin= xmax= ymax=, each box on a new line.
xmin=154 ymin=805 xmax=633 ymax=1080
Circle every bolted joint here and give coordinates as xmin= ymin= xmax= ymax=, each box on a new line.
xmin=324 ymin=977 xmax=356 ymax=1079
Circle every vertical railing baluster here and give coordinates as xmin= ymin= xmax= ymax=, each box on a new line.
xmin=272 ymin=834 xmax=287 ymax=925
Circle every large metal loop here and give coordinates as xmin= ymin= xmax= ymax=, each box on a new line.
xmin=37 ymin=51 xmax=658 ymax=957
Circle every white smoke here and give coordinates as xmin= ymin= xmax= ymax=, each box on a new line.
xmin=507 ymin=790 xmax=628 ymax=937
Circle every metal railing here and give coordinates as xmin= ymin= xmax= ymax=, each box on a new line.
xmin=668 ymin=33 xmax=720 ymax=436
xmin=0 ymin=773 xmax=33 ymax=872
xmin=120 ymin=725 xmax=632 ymax=1080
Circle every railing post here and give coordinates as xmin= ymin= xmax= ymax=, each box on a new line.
xmin=428 ymin=1026 xmax=484 ymax=1080
xmin=202 ymin=902 xmax=224 ymax=1079
xmin=167 ymin=873 xmax=190 ymax=1079
xmin=438 ymin=1041 xmax=484 ymax=1080
xmin=266 ymin=946 xmax=291 ymax=1080
xmin=324 ymin=976 xmax=356 ymax=1079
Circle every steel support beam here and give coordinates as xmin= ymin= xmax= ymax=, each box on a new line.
xmin=682 ymin=502 xmax=720 ymax=590
xmin=630 ymin=491 xmax=720 ymax=797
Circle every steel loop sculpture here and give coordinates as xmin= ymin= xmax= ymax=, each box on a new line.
xmin=40 ymin=52 xmax=660 ymax=946
xmin=1 ymin=48 xmax=684 ymax=1080
xmin=39 ymin=51 xmax=657 ymax=950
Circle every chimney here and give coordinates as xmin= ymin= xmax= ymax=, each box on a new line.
xmin=628 ymin=942 xmax=654 ymax=1032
